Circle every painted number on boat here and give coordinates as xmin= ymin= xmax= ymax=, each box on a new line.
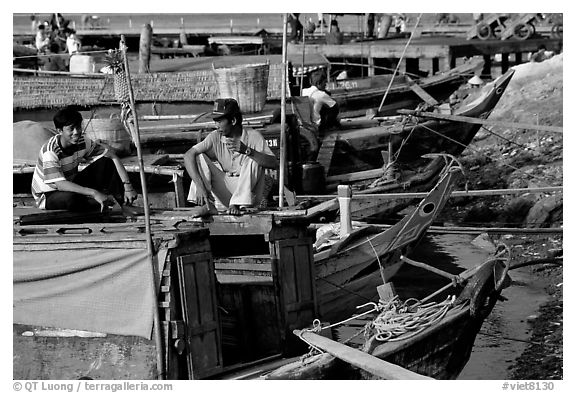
xmin=266 ymin=138 xmax=279 ymax=148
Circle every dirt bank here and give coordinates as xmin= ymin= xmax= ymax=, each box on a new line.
xmin=441 ymin=55 xmax=563 ymax=379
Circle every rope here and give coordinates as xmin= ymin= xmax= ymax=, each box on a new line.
xmin=377 ymin=13 xmax=423 ymax=112
xmin=366 ymin=236 xmax=387 ymax=284
xmin=295 ymin=302 xmax=382 ymax=356
xmin=13 ymin=49 xmax=111 ymax=60
xmin=416 ymin=121 xmax=558 ymax=183
xmin=369 ymin=295 xmax=455 ymax=342
xmin=479 ymin=125 xmax=543 ymax=153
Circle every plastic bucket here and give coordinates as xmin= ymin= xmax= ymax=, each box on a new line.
xmin=69 ymin=55 xmax=96 ymax=74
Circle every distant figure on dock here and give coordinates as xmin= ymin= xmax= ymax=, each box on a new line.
xmin=317 ymin=13 xmax=327 ymax=28
xmin=35 ymin=24 xmax=50 ymax=53
xmin=50 ymin=13 xmax=68 ymax=31
xmin=288 ymin=13 xmax=303 ymax=43
xmin=393 ymin=14 xmax=407 ymax=33
xmin=64 ymin=28 xmax=81 ymax=55
xmin=31 ymin=107 xmax=137 ymax=212
xmin=184 ymin=98 xmax=279 ymax=216
xmin=436 ymin=13 xmax=460 ymax=25
xmin=42 ymin=42 xmax=68 ymax=72
xmin=302 ymin=69 xmax=340 ymax=133
xmin=366 ymin=13 xmax=376 ymax=38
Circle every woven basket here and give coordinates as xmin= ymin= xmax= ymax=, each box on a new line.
xmin=213 ymin=63 xmax=270 ymax=113
xmin=82 ymin=114 xmax=132 ymax=157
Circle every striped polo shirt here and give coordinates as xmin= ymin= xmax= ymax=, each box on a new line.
xmin=31 ymin=134 xmax=106 ymax=208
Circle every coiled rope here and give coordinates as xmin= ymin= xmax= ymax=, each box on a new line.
xmin=369 ymin=295 xmax=456 ymax=342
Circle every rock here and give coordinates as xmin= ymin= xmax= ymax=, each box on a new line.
xmin=471 ymin=233 xmax=496 ymax=253
xmin=526 ymin=194 xmax=563 ymax=228
xmin=500 ymin=197 xmax=535 ymax=224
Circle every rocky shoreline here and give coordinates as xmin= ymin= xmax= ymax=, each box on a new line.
xmin=437 ymin=55 xmax=563 ymax=380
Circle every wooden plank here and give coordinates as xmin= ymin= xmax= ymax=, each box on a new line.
xmin=326 ymin=168 xmax=383 ymax=185
xmin=172 ymin=173 xmax=186 ymax=208
xmin=316 ymin=134 xmax=338 ymax=177
xmin=405 ymin=76 xmax=439 ymax=106
xmin=176 ymin=252 xmax=223 ymax=379
xmin=398 ymin=109 xmax=563 ymax=133
xmin=294 ymin=330 xmax=433 ymax=380
xmin=289 ymin=43 xmax=451 ymax=60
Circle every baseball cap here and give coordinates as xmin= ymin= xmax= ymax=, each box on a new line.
xmin=212 ymin=98 xmax=241 ymax=120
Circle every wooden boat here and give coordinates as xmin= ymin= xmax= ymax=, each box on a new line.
xmin=13 ymin=207 xmax=319 ymax=379
xmin=264 ymin=245 xmax=512 ymax=380
xmin=13 ymin=53 xmax=481 ymax=120
xmin=312 ymin=158 xmax=460 ymax=321
xmin=308 ymin=67 xmax=515 ymax=220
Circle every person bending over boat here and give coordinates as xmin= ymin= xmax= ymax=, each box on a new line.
xmin=302 ymin=69 xmax=340 ymax=134
xmin=31 ymin=107 xmax=138 ymax=212
xmin=184 ymin=98 xmax=278 ymax=216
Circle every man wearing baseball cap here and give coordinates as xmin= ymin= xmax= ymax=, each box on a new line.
xmin=183 ymin=98 xmax=278 ymax=215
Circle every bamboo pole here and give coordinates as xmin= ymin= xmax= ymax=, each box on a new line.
xmin=120 ymin=35 xmax=165 ymax=380
xmin=397 ymin=109 xmax=564 ymax=133
xmin=298 ymin=186 xmax=563 ymax=200
xmin=377 ymin=13 xmax=423 ymax=113
xmin=139 ymin=23 xmax=152 ymax=74
xmin=279 ymin=14 xmax=288 ymax=208
xmin=300 ymin=26 xmax=305 ymax=95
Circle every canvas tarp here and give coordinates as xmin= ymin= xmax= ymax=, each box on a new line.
xmin=13 ymin=247 xmax=166 ymax=339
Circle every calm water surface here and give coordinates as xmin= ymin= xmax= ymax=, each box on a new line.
xmin=406 ymin=234 xmax=550 ymax=380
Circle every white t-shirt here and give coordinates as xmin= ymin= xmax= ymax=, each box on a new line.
xmin=302 ymin=86 xmax=337 ymax=125
xmin=192 ymin=127 xmax=274 ymax=174
xmin=66 ymin=34 xmax=81 ymax=54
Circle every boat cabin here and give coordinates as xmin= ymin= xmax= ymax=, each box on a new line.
xmin=13 ymin=207 xmax=317 ymax=379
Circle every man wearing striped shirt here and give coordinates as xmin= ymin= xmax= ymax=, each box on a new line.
xmin=32 ymin=107 xmax=138 ymax=211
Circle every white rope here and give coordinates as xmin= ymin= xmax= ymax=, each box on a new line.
xmin=370 ymin=295 xmax=455 ymax=342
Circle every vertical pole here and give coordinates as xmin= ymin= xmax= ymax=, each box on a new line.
xmin=279 ymin=14 xmax=288 ymax=208
xmin=338 ymin=185 xmax=352 ymax=237
xmin=179 ymin=18 xmax=188 ymax=46
xmin=120 ymin=35 xmax=165 ymax=380
xmin=368 ymin=56 xmax=375 ymax=77
xmin=300 ymin=28 xmax=306 ymax=95
xmin=432 ymin=58 xmax=439 ymax=75
xmin=139 ymin=23 xmax=152 ymax=74
xmin=481 ymin=54 xmax=492 ymax=79
xmin=501 ymin=52 xmax=509 ymax=74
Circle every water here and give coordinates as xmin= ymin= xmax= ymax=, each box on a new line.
xmin=401 ymin=234 xmax=550 ymax=379
xmin=13 ymin=13 xmax=475 ymax=35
